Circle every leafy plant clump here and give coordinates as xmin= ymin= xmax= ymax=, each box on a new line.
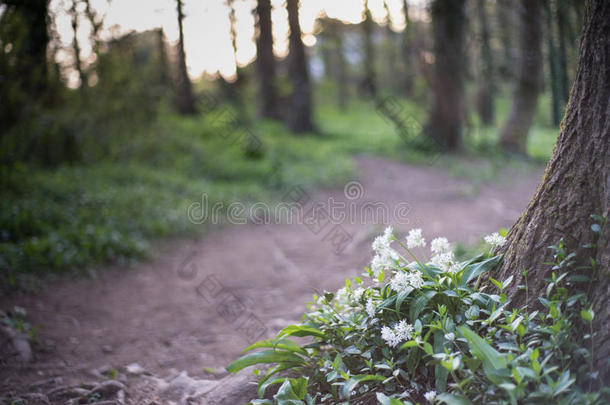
xmin=228 ymin=222 xmax=608 ymax=404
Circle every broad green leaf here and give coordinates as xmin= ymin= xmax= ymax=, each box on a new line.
xmin=437 ymin=392 xmax=473 ymax=405
xmin=226 ymin=350 xmax=306 ymax=373
xmin=459 ymin=326 xmax=506 ymax=371
xmin=244 ymin=338 xmax=307 ymax=356
xmin=434 ymin=330 xmax=449 ymax=392
xmin=460 ymin=255 xmax=503 ymax=285
xmin=279 ymin=325 xmax=325 ymax=339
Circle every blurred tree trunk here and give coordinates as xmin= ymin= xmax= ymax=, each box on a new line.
xmin=334 ymin=27 xmax=348 ymax=110
xmin=427 ymin=0 xmax=466 ymax=151
xmin=498 ymin=0 xmax=542 ymax=154
xmin=70 ymin=0 xmax=87 ymax=94
xmin=7 ymin=0 xmax=50 ymax=97
xmin=556 ymin=0 xmax=571 ymax=103
xmin=495 ymin=0 xmax=610 ymax=382
xmin=286 ymin=0 xmax=313 ymax=133
xmin=226 ymin=0 xmax=239 ymax=83
xmin=174 ymin=0 xmax=196 ymax=114
xmin=496 ymin=0 xmax=515 ymax=79
xmin=255 ymin=0 xmax=280 ymax=119
xmin=475 ymin=0 xmax=494 ymax=125
xmin=360 ymin=0 xmax=377 ymax=97
xmin=382 ymin=0 xmax=397 ymax=88
xmin=544 ymin=0 xmax=562 ymax=126
xmin=401 ymin=0 xmax=414 ymax=94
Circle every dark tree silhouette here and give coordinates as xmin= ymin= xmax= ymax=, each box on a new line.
xmin=255 ymin=0 xmax=280 ymax=119
xmin=286 ymin=0 xmax=313 ymax=133
xmin=475 ymin=0 xmax=494 ymax=125
xmin=544 ymin=0 xmax=562 ymax=126
xmin=427 ymin=0 xmax=466 ymax=151
xmin=499 ymin=0 xmax=542 ymax=154
xmin=174 ymin=0 xmax=196 ymax=114
xmin=360 ymin=0 xmax=377 ymax=97
xmin=495 ymin=0 xmax=610 ymax=383
xmin=0 ymin=0 xmax=50 ymax=132
xmin=401 ymin=0 xmax=414 ymax=94
xmin=70 ymin=0 xmax=87 ymax=93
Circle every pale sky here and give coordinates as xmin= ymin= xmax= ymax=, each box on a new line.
xmin=50 ymin=0 xmax=425 ymax=84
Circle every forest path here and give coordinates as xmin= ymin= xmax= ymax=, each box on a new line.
xmin=0 ymin=156 xmax=543 ymax=400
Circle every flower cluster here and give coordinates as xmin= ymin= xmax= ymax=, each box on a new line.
xmin=370 ymin=226 xmax=399 ymax=277
xmin=484 ymin=232 xmax=506 ymax=247
xmin=390 ymin=270 xmax=424 ymax=292
xmin=380 ymin=319 xmax=414 ymax=347
xmin=406 ymin=228 xmax=426 ymax=249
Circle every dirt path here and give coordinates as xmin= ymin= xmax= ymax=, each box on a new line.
xmin=0 ymin=156 xmax=543 ymax=403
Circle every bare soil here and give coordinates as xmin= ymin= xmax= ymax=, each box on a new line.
xmin=0 ymin=156 xmax=543 ymax=403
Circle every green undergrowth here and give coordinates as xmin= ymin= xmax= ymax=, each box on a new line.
xmin=228 ymin=218 xmax=608 ymax=404
xmin=0 ymin=104 xmax=354 ymax=290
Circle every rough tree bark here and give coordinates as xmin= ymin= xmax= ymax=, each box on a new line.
xmin=498 ymin=0 xmax=542 ymax=154
xmin=475 ymin=0 xmax=494 ymax=125
xmin=495 ymin=0 xmax=610 ymax=382
xmin=255 ymin=0 xmax=280 ymax=119
xmin=174 ymin=0 xmax=196 ymax=114
xmin=286 ymin=0 xmax=313 ymax=133
xmin=427 ymin=0 xmax=466 ymax=151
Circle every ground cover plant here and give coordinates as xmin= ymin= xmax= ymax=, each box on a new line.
xmin=228 ymin=219 xmax=609 ymax=404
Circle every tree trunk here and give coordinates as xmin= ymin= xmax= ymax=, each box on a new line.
xmin=70 ymin=0 xmax=87 ymax=94
xmin=286 ymin=0 xmax=313 ymax=133
xmin=427 ymin=0 xmax=466 ymax=151
xmin=360 ymin=0 xmax=377 ymax=97
xmin=544 ymin=0 xmax=562 ymax=126
xmin=556 ymin=0 xmax=571 ymax=103
xmin=475 ymin=0 xmax=494 ymax=125
xmin=495 ymin=0 xmax=610 ymax=382
xmin=498 ymin=0 xmax=542 ymax=155
xmin=255 ymin=0 xmax=280 ymax=119
xmin=401 ymin=0 xmax=414 ymax=94
xmin=332 ymin=24 xmax=348 ymax=110
xmin=496 ymin=0 xmax=515 ymax=79
xmin=175 ymin=0 xmax=196 ymax=114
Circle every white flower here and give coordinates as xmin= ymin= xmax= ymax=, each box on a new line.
xmin=372 ymin=226 xmax=394 ymax=253
xmin=365 ymin=298 xmax=376 ymax=317
xmin=390 ymin=270 xmax=425 ymax=292
xmin=381 ymin=319 xmax=413 ymax=347
xmin=407 ymin=271 xmax=425 ymax=289
xmin=431 ymin=237 xmax=451 ymax=254
xmin=352 ymin=287 xmax=365 ymax=302
xmin=381 ymin=325 xmax=399 ymax=347
xmin=406 ymin=228 xmax=426 ymax=249
xmin=394 ymin=319 xmax=414 ymax=341
xmin=484 ymin=232 xmax=506 ymax=247
xmin=424 ymin=390 xmax=437 ymax=402
xmin=390 ymin=272 xmax=410 ymax=292
xmin=431 ymin=251 xmax=458 ymax=273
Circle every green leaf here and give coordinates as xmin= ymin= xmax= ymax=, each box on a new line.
xmin=460 ymin=255 xmax=503 ymax=286
xmin=434 ymin=331 xmax=449 ymax=392
xmin=376 ymin=392 xmax=407 ymax=405
xmin=226 ymin=350 xmax=306 ymax=373
xmin=279 ymin=325 xmax=325 ymax=339
xmin=459 ymin=326 xmax=506 ymax=372
xmin=396 ymin=287 xmax=414 ymax=313
xmin=437 ymin=393 xmax=473 ymax=405
xmin=410 ymin=292 xmax=435 ymax=322
xmin=243 ymin=338 xmax=307 ymax=356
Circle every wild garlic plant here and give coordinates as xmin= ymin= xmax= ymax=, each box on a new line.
xmin=228 ymin=221 xmax=608 ymax=405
